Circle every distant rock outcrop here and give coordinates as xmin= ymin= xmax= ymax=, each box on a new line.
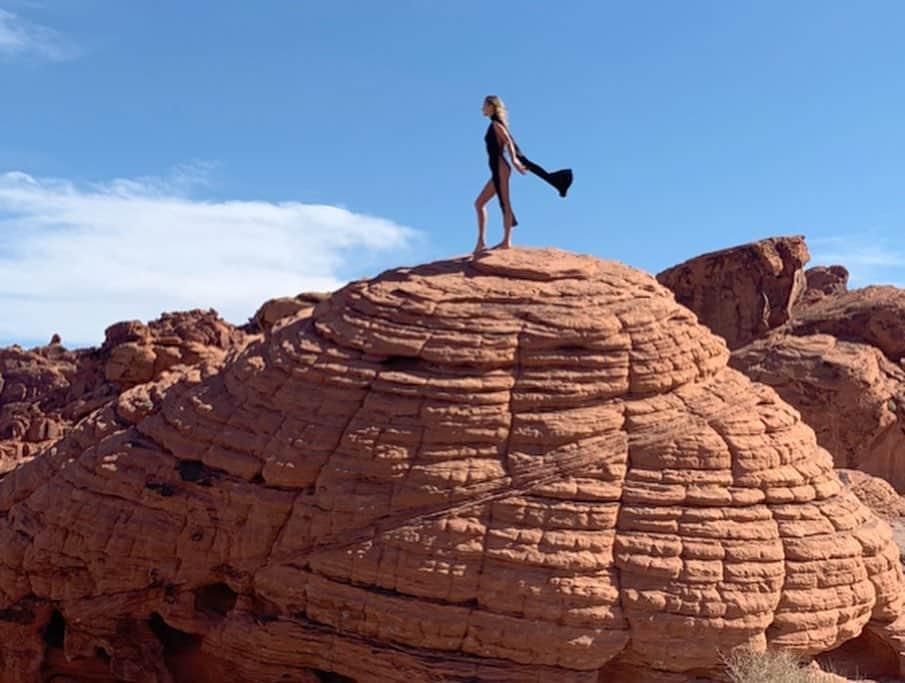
xmin=102 ymin=309 xmax=245 ymax=388
xmin=0 ymin=309 xmax=248 ymax=476
xmin=803 ymin=264 xmax=849 ymax=302
xmin=792 ymin=286 xmax=905 ymax=363
xmin=0 ymin=341 xmax=111 ymax=473
xmin=656 ymin=235 xmax=809 ymax=349
xmin=658 ymin=237 xmax=905 ymax=499
xmin=0 ymin=248 xmax=901 ymax=682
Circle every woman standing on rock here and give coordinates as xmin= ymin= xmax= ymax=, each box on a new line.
xmin=474 ymin=95 xmax=573 ymax=254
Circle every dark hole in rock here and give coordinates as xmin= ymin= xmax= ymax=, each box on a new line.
xmin=378 ymin=355 xmax=419 ymax=369
xmin=149 ymin=613 xmax=213 ymax=683
xmin=145 ymin=482 xmax=175 ymax=497
xmin=177 ymin=460 xmax=205 ymax=482
xmin=315 ymin=671 xmax=356 ymax=683
xmin=0 ymin=596 xmax=36 ymax=624
xmin=816 ymin=627 xmax=900 ymax=679
xmin=250 ymin=473 xmax=265 ymax=485
xmin=194 ymin=583 xmax=238 ymax=617
xmin=149 ymin=612 xmax=199 ymax=654
xmin=95 ymin=646 xmax=111 ymax=663
xmin=43 ymin=609 xmax=65 ymax=649
xmin=554 ymin=345 xmax=589 ymax=353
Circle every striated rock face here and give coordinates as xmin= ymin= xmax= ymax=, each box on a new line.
xmin=656 ymin=236 xmax=809 ymax=350
xmin=731 ymin=333 xmax=905 ymax=490
xmin=0 ymin=309 xmax=249 ymax=476
xmin=0 ymin=247 xmax=902 ymax=682
xmin=792 ymin=286 xmax=905 ymax=363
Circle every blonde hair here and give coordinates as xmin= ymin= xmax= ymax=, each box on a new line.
xmin=484 ymin=95 xmax=509 ymax=127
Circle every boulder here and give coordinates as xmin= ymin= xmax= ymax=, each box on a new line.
xmin=802 ymin=265 xmax=849 ymax=303
xmin=657 ymin=236 xmax=809 ymax=349
xmin=248 ymin=292 xmax=330 ymax=333
xmin=0 ymin=248 xmax=901 ymax=682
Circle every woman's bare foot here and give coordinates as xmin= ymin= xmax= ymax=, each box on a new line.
xmin=473 ymin=240 xmax=487 ymax=255
xmin=490 ymin=240 xmax=512 ymax=250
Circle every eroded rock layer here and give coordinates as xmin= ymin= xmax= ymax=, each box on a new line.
xmin=0 ymin=309 xmax=248 ymax=477
xmin=0 ymin=248 xmax=902 ymax=682
xmin=792 ymin=286 xmax=905 ymax=362
xmin=656 ymin=236 xmax=809 ymax=350
xmin=731 ymin=333 xmax=905 ymax=490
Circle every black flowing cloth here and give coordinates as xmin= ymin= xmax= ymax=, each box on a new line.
xmin=516 ymin=149 xmax=573 ymax=198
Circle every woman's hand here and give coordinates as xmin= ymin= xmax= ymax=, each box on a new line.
xmin=514 ymin=160 xmax=527 ymax=175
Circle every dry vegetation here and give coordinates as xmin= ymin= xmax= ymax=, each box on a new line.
xmin=724 ymin=649 xmax=822 ymax=683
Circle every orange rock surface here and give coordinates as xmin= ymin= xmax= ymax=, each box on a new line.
xmin=659 ymin=238 xmax=905 ymax=500
xmin=793 ymin=286 xmax=905 ymax=363
xmin=731 ymin=333 xmax=905 ymax=490
xmin=656 ymin=236 xmax=809 ymax=350
xmin=248 ymin=292 xmax=330 ymax=333
xmin=0 ymin=248 xmax=902 ymax=682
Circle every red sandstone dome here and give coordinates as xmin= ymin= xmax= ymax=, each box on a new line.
xmin=0 ymin=248 xmax=903 ymax=682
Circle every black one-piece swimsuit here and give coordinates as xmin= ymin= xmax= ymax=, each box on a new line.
xmin=484 ymin=114 xmax=518 ymax=227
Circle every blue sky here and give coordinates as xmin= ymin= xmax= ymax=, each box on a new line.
xmin=2 ymin=1 xmax=904 ymax=347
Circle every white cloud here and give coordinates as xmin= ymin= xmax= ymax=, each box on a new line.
xmin=0 ymin=8 xmax=74 ymax=61
xmin=0 ymin=167 xmax=419 ymax=347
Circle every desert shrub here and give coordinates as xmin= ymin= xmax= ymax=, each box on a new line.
xmin=724 ymin=649 xmax=816 ymax=683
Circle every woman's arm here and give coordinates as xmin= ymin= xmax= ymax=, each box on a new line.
xmin=494 ymin=122 xmax=527 ymax=174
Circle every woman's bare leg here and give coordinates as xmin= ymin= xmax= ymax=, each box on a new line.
xmin=492 ymin=161 xmax=514 ymax=249
xmin=474 ymin=178 xmax=495 ymax=254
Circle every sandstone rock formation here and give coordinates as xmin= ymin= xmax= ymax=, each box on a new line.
xmin=839 ymin=470 xmax=905 ymax=522
xmin=731 ymin=333 xmax=905 ymax=490
xmin=0 ymin=340 xmax=113 ymax=474
xmin=657 ymin=237 xmax=905 ymax=499
xmin=103 ymin=309 xmax=246 ymax=388
xmin=246 ymin=293 xmax=330 ymax=333
xmin=802 ymin=265 xmax=849 ymax=303
xmin=0 ymin=309 xmax=248 ymax=476
xmin=656 ymin=236 xmax=809 ymax=350
xmin=792 ymin=287 xmax=905 ymax=363
xmin=840 ymin=469 xmax=905 ymax=581
xmin=0 ymin=248 xmax=902 ymax=682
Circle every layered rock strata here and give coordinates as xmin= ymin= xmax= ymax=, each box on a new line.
xmin=0 ymin=248 xmax=902 ymax=682
xmin=731 ymin=333 xmax=905 ymax=490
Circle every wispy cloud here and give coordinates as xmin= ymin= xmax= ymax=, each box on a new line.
xmin=808 ymin=234 xmax=905 ymax=289
xmin=0 ymin=8 xmax=75 ymax=61
xmin=0 ymin=166 xmax=419 ymax=347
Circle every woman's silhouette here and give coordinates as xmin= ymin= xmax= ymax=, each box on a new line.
xmin=474 ymin=95 xmax=573 ymax=254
